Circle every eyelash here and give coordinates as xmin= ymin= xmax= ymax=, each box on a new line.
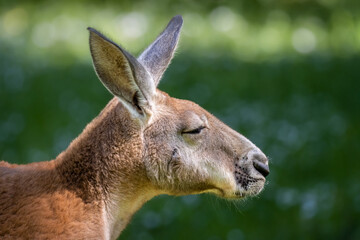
xmin=182 ymin=126 xmax=206 ymax=134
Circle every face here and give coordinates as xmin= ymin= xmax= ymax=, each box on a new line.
xmin=144 ymin=90 xmax=269 ymax=199
xmin=88 ymin=15 xmax=269 ymax=200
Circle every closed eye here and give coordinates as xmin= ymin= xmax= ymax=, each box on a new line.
xmin=182 ymin=126 xmax=206 ymax=134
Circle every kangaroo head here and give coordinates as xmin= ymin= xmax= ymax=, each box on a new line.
xmin=88 ymin=15 xmax=269 ymax=200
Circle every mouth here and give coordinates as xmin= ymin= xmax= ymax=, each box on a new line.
xmin=202 ymin=156 xmax=268 ymax=199
xmin=210 ymin=165 xmax=265 ymax=200
xmin=234 ymin=163 xmax=264 ymax=190
xmin=230 ymin=162 xmax=266 ymax=198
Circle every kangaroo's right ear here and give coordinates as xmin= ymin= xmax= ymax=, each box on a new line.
xmin=138 ymin=15 xmax=183 ymax=87
xmin=88 ymin=28 xmax=155 ymax=120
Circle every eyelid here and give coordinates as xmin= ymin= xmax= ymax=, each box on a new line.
xmin=182 ymin=126 xmax=206 ymax=134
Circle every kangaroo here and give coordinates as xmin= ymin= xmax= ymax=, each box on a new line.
xmin=0 ymin=15 xmax=269 ymax=239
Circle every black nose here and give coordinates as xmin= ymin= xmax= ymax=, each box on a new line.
xmin=253 ymin=159 xmax=270 ymax=177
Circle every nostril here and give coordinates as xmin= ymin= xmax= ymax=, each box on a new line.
xmin=253 ymin=159 xmax=270 ymax=177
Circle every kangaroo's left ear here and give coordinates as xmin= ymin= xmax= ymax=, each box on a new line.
xmin=138 ymin=15 xmax=183 ymax=87
xmin=88 ymin=28 xmax=155 ymax=120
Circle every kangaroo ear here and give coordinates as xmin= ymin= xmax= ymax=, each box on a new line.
xmin=138 ymin=15 xmax=183 ymax=87
xmin=88 ymin=28 xmax=155 ymax=119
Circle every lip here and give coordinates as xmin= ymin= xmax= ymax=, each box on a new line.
xmin=234 ymin=164 xmax=261 ymax=189
xmin=206 ymin=166 xmax=266 ymax=199
xmin=215 ymin=177 xmax=266 ymax=199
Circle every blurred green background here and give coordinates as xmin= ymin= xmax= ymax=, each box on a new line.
xmin=1 ymin=0 xmax=359 ymax=239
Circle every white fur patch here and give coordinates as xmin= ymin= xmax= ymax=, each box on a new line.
xmin=117 ymin=97 xmax=143 ymax=119
xmin=102 ymin=205 xmax=110 ymax=240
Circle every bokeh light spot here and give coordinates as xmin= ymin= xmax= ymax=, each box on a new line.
xmin=2 ymin=8 xmax=28 ymax=37
xmin=209 ymin=6 xmax=236 ymax=32
xmin=118 ymin=12 xmax=148 ymax=39
xmin=32 ymin=22 xmax=57 ymax=48
xmin=292 ymin=28 xmax=317 ymax=54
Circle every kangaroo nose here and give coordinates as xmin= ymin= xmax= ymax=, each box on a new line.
xmin=253 ymin=159 xmax=270 ymax=177
xmin=249 ymin=151 xmax=270 ymax=177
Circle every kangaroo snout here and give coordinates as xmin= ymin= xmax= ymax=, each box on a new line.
xmin=248 ymin=150 xmax=270 ymax=177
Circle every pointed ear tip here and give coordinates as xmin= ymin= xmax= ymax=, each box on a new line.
xmin=171 ymin=15 xmax=183 ymax=25
xmin=87 ymin=28 xmax=106 ymax=43
xmin=87 ymin=27 xmax=99 ymax=35
xmin=173 ymin=15 xmax=183 ymax=20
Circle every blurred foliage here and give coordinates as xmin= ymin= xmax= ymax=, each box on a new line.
xmin=0 ymin=0 xmax=359 ymax=240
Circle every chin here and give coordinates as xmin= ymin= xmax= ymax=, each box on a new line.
xmin=220 ymin=178 xmax=266 ymax=200
xmin=198 ymin=167 xmax=267 ymax=200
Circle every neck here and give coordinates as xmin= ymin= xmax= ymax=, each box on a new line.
xmin=55 ymin=98 xmax=159 ymax=239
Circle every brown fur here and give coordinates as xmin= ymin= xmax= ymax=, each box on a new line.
xmin=0 ymin=99 xmax=143 ymax=239
xmin=0 ymin=16 xmax=269 ymax=239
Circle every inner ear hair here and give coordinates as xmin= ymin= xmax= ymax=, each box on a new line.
xmin=88 ymin=27 xmax=155 ymax=119
xmin=132 ymin=91 xmax=142 ymax=113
